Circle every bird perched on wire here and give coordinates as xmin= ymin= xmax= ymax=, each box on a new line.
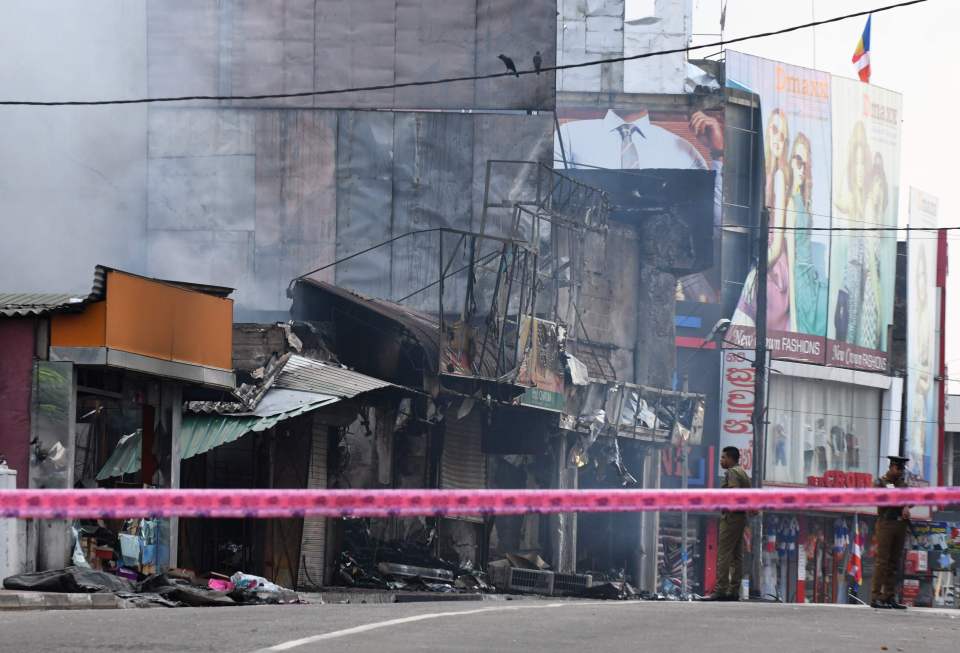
xmin=533 ymin=51 xmax=542 ymax=75
xmin=498 ymin=54 xmax=519 ymax=77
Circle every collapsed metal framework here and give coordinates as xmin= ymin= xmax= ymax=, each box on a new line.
xmin=288 ymin=159 xmax=615 ymax=385
xmin=444 ymin=160 xmax=613 ymax=381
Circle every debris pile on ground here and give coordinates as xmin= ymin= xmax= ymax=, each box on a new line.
xmin=580 ymin=581 xmax=640 ymax=600
xmin=2 ymin=567 xmax=301 ymax=608
xmin=334 ymin=521 xmax=490 ymax=593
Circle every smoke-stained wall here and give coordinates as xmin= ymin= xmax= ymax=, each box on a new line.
xmin=144 ymin=109 xmax=551 ymax=318
xmin=0 ymin=1 xmax=556 ymax=319
xmin=147 ymin=0 xmax=555 ymax=111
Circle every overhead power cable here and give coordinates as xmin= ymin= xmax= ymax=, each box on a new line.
xmin=0 ymin=0 xmax=927 ymax=107
xmin=720 ymin=224 xmax=960 ymax=232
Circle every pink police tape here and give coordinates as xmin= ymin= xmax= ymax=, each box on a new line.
xmin=0 ymin=487 xmax=958 ymax=519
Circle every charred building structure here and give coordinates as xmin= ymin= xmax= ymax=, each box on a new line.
xmin=0 ymin=1 xmax=713 ymax=594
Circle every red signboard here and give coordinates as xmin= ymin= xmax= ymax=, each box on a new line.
xmin=806 ymin=471 xmax=873 ymax=488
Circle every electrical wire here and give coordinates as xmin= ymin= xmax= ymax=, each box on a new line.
xmin=721 ymin=224 xmax=959 ymax=233
xmin=0 ymin=0 xmax=928 ymax=107
xmin=763 ymin=403 xmax=941 ymax=426
xmin=550 ymin=162 xmax=952 ymax=240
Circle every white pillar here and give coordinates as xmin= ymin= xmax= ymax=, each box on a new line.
xmin=0 ymin=464 xmax=20 ymax=580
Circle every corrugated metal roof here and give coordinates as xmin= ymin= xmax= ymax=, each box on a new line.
xmin=0 ymin=293 xmax=89 ymax=317
xmin=275 ymin=354 xmax=395 ymax=398
xmin=1 ymin=264 xmax=232 ymax=318
xmin=0 ymin=265 xmax=106 ymax=317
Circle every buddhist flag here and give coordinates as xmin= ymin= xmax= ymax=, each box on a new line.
xmin=852 ymin=15 xmax=871 ymax=83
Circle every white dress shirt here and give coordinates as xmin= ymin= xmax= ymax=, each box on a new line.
xmin=555 ymin=110 xmax=708 ymax=171
xmin=555 ymin=109 xmax=723 ymax=229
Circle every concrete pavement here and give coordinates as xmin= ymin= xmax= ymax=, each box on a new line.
xmin=0 ymin=590 xmax=132 ymax=611
xmin=0 ymin=599 xmax=956 ymax=652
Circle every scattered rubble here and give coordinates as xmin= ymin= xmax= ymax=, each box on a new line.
xmin=2 ymin=567 xmax=301 ymax=608
xmin=334 ymin=521 xmax=489 ymax=594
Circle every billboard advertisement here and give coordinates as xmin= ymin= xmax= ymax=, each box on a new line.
xmin=718 ymin=349 xmax=758 ymax=477
xmin=905 ymin=188 xmax=939 ymax=483
xmin=725 ymin=52 xmax=833 ymax=364
xmin=826 ymin=77 xmax=902 ymax=372
xmin=555 ymin=105 xmax=724 ymax=302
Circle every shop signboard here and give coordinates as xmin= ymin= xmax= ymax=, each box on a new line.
xmin=516 ymin=317 xmax=565 ymax=412
xmin=806 ymin=470 xmax=872 ymax=488
xmin=911 ymin=522 xmax=954 ymax=572
xmin=718 ymin=349 xmax=757 ymax=477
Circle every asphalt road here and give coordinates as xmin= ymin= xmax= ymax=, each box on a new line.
xmin=0 ymin=599 xmax=958 ymax=652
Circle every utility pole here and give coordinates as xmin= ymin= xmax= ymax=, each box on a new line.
xmin=750 ymin=207 xmax=769 ymax=598
xmin=680 ymin=375 xmax=689 ymax=600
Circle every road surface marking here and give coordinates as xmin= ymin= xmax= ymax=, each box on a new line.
xmin=257 ymin=599 xmax=958 ymax=651
xmin=259 ymin=602 xmax=607 ymax=651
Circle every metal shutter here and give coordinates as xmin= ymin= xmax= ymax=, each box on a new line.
xmin=297 ymin=419 xmax=328 ymax=589
xmin=440 ymin=410 xmax=487 ymax=491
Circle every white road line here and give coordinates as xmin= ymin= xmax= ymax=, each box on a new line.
xmin=257 ymin=598 xmax=959 ymax=651
xmin=257 ymin=601 xmax=596 ymax=651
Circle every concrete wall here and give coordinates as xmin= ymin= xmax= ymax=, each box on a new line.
xmin=1 ymin=2 xmax=556 ymax=320
xmin=146 ymin=108 xmax=337 ymax=319
xmin=146 ymin=0 xmax=556 ymax=111
xmin=557 ymin=0 xmax=691 ymax=94
xmin=568 ymin=215 xmax=682 ymax=387
xmin=142 ymin=0 xmax=554 ymax=320
xmin=573 ymin=224 xmax=641 ymax=381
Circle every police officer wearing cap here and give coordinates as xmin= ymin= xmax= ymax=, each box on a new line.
xmin=870 ymin=455 xmax=911 ymax=609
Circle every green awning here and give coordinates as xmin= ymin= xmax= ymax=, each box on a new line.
xmin=180 ymin=389 xmax=339 ymax=459
xmin=179 ymin=414 xmax=265 ymax=460
xmin=95 ymin=390 xmax=339 ymax=480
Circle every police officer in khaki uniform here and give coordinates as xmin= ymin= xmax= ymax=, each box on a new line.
xmin=870 ymin=455 xmax=910 ymax=610
xmin=704 ymin=446 xmax=752 ymax=601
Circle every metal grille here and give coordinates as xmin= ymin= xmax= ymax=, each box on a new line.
xmin=552 ymin=572 xmax=593 ymax=596
xmin=487 ymin=565 xmax=555 ymax=595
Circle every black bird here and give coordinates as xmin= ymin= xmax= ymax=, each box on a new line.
xmin=498 ymin=54 xmax=519 ymax=77
xmin=533 ymin=51 xmax=542 ymax=75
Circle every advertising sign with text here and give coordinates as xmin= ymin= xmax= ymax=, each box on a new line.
xmin=726 ymin=51 xmax=833 ymax=365
xmin=719 ymin=349 xmax=757 ymax=477
xmin=905 ymin=188 xmax=939 ymax=483
xmin=825 ymin=77 xmax=901 ymax=371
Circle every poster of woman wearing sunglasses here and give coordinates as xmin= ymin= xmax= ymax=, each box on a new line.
xmin=725 ymin=52 xmax=832 ymax=364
